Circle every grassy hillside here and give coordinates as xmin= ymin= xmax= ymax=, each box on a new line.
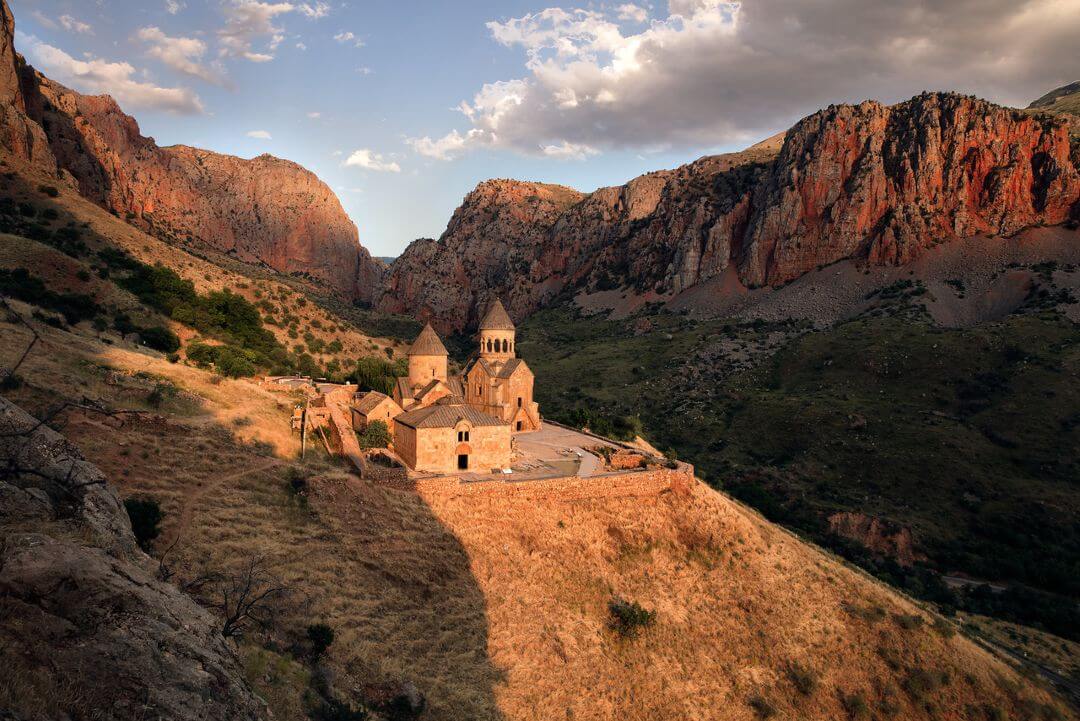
xmin=1030 ymin=81 xmax=1080 ymax=118
xmin=520 ymin=297 xmax=1080 ymax=642
xmin=0 ymin=154 xmax=413 ymax=383
xmin=0 ymin=310 xmax=1071 ymax=720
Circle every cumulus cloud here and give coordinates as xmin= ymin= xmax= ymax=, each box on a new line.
xmin=58 ymin=15 xmax=93 ymax=34
xmin=137 ymin=27 xmax=224 ymax=85
xmin=218 ymin=1 xmax=294 ymax=62
xmin=247 ymin=129 xmax=272 ymax=139
xmin=344 ymin=148 xmax=401 ymax=172
xmin=616 ymin=4 xmax=648 ymax=23
xmin=333 ymin=30 xmax=364 ymax=47
xmin=165 ymin=0 xmax=186 ymax=14
xmin=297 ymin=2 xmax=330 ymax=18
xmin=541 ymin=141 xmax=599 ymax=160
xmin=410 ymin=0 xmax=1080 ymax=160
xmin=307 ymin=111 xmax=321 ymax=118
xmin=19 ymin=33 xmax=203 ymax=114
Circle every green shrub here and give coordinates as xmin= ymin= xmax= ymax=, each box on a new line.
xmin=138 ymin=325 xmax=181 ymax=353
xmin=840 ymin=692 xmax=870 ymax=719
xmin=124 ymin=496 xmax=163 ymax=550
xmin=786 ymin=662 xmax=818 ymax=696
xmin=307 ymin=623 xmax=335 ymax=660
xmin=607 ymin=597 xmax=656 ymax=638
xmin=892 ymin=613 xmax=923 ymax=631
xmin=0 ymin=267 xmax=100 ymax=324
xmin=38 ymin=184 xmax=59 ymax=197
xmin=358 ymin=420 xmax=391 ymax=449
xmin=748 ymin=695 xmax=776 ymax=719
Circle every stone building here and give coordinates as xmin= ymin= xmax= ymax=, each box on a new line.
xmin=349 ymin=301 xmax=541 ymax=474
xmin=351 ymin=391 xmax=402 ymax=432
xmin=393 ymin=397 xmax=511 ymax=473
xmin=464 ymin=300 xmax=541 ymax=432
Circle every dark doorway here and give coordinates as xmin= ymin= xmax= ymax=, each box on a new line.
xmin=457 ymin=454 xmax=469 ymax=470
xmin=516 ymin=421 xmax=523 ymax=431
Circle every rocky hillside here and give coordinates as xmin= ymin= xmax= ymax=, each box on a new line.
xmin=383 ymin=95 xmax=1080 ymax=333
xmin=0 ymin=396 xmax=265 ymax=720
xmin=0 ymin=0 xmax=381 ymax=303
xmin=1030 ymin=81 xmax=1080 ymax=122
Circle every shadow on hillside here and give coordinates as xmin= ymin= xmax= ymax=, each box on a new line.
xmin=0 ymin=313 xmax=506 ymax=720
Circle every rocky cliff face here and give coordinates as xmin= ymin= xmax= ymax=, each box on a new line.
xmin=0 ymin=0 xmax=381 ymax=302
xmin=0 ymin=397 xmax=265 ymax=721
xmin=384 ymin=95 xmax=1080 ymax=333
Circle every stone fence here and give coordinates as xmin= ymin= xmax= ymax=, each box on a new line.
xmin=377 ymin=462 xmax=695 ymax=502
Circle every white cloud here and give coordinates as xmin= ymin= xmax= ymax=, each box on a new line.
xmin=616 ymin=4 xmax=648 ymax=23
xmin=407 ymin=129 xmax=483 ymax=161
xmin=344 ymin=148 xmax=401 ymax=172
xmin=218 ymin=1 xmax=294 ymax=62
xmin=19 ymin=33 xmax=203 ymax=114
xmin=165 ymin=0 xmax=185 ymax=14
xmin=541 ymin=141 xmax=599 ymax=159
xmin=355 ymin=65 xmax=373 ymax=75
xmin=411 ymin=0 xmax=1080 ymax=159
xmin=136 ymin=27 xmax=224 ymax=85
xmin=58 ymin=15 xmax=93 ymax=34
xmin=307 ymin=111 xmax=321 ymax=118
xmin=30 ymin=11 xmax=57 ymax=29
xmin=295 ymin=41 xmax=307 ymax=50
xmin=297 ymin=2 xmax=330 ymax=18
xmin=333 ymin=30 xmax=364 ymax=47
xmin=247 ymin=129 xmax=272 ymax=139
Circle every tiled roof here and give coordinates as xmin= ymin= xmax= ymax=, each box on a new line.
xmin=354 ymin=391 xmax=392 ymax=414
xmin=472 ymin=357 xmax=529 ymax=379
xmin=407 ymin=323 xmax=448 ymax=356
xmin=395 ymin=403 xmax=506 ymax=429
xmin=479 ymin=299 xmax=515 ymax=331
xmin=395 ymin=377 xmax=414 ymax=400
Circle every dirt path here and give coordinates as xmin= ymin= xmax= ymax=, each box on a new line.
xmin=169 ymin=458 xmax=283 ymax=543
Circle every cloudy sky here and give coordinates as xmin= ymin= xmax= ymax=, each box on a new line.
xmin=10 ymin=0 xmax=1079 ymax=256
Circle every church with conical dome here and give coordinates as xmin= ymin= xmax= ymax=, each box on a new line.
xmin=356 ymin=299 xmax=541 ymax=474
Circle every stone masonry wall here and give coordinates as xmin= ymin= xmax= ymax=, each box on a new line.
xmin=379 ymin=463 xmax=695 ymax=503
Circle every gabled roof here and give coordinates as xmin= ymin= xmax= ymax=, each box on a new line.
xmin=407 ymin=323 xmax=448 ymax=356
xmin=354 ymin=391 xmax=394 ymax=415
xmin=395 ymin=402 xmax=506 ymax=429
xmin=479 ymin=299 xmax=515 ymax=331
xmin=471 ymin=357 xmax=530 ymax=379
xmin=395 ymin=377 xmax=414 ymax=400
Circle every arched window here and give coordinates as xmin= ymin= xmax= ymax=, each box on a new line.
xmin=486 ymin=338 xmax=492 ymax=352
xmin=502 ymin=338 xmax=509 ymax=353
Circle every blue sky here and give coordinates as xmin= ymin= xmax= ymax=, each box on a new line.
xmin=10 ymin=0 xmax=1078 ymax=256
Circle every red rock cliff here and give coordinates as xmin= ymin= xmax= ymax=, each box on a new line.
xmin=0 ymin=0 xmax=381 ymax=302
xmin=383 ymin=95 xmax=1079 ymax=331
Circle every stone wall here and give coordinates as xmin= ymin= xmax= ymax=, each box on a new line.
xmin=379 ymin=463 xmax=695 ymax=502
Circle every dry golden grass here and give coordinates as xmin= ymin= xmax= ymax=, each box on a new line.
xmin=0 ymin=156 xmax=404 ymax=367
xmin=1 ymin=224 xmax=1073 ymax=720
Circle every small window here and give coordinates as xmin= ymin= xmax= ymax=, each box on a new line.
xmin=476 ymin=385 xmax=481 ymax=396
xmin=502 ymin=339 xmax=509 ymax=353
xmin=517 ymin=397 xmax=522 ymax=407
xmin=516 ymin=421 xmax=523 ymax=431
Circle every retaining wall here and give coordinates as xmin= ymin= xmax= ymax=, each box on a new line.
xmin=379 ymin=462 xmax=695 ymax=502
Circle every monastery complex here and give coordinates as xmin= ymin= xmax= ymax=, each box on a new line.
xmin=354 ymin=300 xmax=541 ymax=474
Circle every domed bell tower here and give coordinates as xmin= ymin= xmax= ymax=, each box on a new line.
xmin=478 ymin=299 xmax=515 ymax=362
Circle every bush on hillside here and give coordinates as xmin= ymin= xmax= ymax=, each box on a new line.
xmin=138 ymin=325 xmax=181 ymax=353
xmin=607 ymin=597 xmax=656 ymax=638
xmin=0 ymin=267 xmax=100 ymax=324
xmin=358 ymin=420 xmax=391 ymax=450
xmin=124 ymin=496 xmax=163 ymax=550
xmin=307 ymin=623 xmax=335 ymax=661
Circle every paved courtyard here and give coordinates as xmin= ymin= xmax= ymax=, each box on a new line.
xmin=449 ymin=422 xmax=619 ymax=482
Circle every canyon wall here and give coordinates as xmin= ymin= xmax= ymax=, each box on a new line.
xmin=0 ymin=0 xmax=381 ymax=302
xmin=383 ymin=96 xmax=1080 ymax=333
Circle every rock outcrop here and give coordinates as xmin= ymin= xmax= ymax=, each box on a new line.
xmin=0 ymin=0 xmax=381 ymax=302
xmin=383 ymin=95 xmax=1080 ymax=333
xmin=0 ymin=396 xmax=265 ymax=721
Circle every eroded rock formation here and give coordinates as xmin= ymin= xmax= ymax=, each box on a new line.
xmin=383 ymin=95 xmax=1080 ymax=332
xmin=0 ymin=397 xmax=265 ymax=721
xmin=0 ymin=0 xmax=381 ymax=302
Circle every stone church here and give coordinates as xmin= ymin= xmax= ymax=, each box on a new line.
xmin=353 ymin=300 xmax=540 ymax=474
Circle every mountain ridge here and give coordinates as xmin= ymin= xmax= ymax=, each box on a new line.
xmin=0 ymin=1 xmax=382 ymax=304
xmin=383 ymin=94 xmax=1080 ymax=333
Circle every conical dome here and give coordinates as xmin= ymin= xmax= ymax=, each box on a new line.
xmin=407 ymin=323 xmax=448 ymax=356
xmin=479 ymin=299 xmax=515 ymax=331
